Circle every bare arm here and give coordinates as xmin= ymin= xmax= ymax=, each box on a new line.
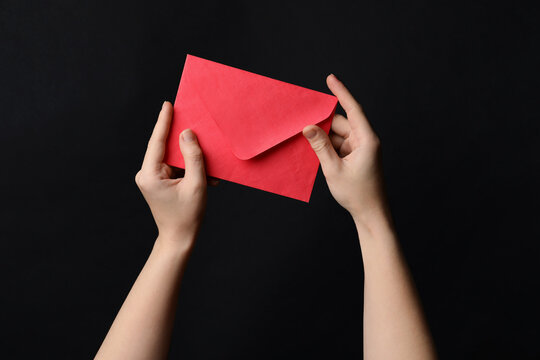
xmin=95 ymin=102 xmax=209 ymax=360
xmin=303 ymin=75 xmax=436 ymax=360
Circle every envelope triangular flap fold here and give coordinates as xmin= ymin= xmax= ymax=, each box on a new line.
xmin=184 ymin=54 xmax=338 ymax=160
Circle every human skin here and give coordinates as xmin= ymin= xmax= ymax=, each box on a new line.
xmin=303 ymin=74 xmax=436 ymax=360
xmin=95 ymin=102 xmax=212 ymax=360
xmin=95 ymin=76 xmax=436 ymax=360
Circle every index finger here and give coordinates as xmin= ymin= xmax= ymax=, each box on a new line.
xmin=142 ymin=101 xmax=173 ymax=170
xmin=326 ymin=74 xmax=374 ymax=136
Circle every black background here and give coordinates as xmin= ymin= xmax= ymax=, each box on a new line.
xmin=2 ymin=1 xmax=539 ymax=359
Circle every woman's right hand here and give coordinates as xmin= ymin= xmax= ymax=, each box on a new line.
xmin=303 ymin=75 xmax=389 ymax=230
xmin=135 ymin=101 xmax=208 ymax=248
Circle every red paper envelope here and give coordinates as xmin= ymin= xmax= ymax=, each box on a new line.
xmin=164 ymin=54 xmax=338 ymax=202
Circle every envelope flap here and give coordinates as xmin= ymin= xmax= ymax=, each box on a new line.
xmin=184 ymin=54 xmax=338 ymax=160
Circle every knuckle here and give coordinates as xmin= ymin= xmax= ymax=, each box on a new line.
xmin=135 ymin=170 xmax=142 ymax=185
xmin=312 ymin=139 xmax=330 ymax=153
xmin=188 ymin=150 xmax=203 ymax=164
xmin=348 ymin=102 xmax=362 ymax=114
xmin=135 ymin=172 xmax=154 ymax=190
xmin=193 ymin=181 xmax=206 ymax=193
xmin=188 ymin=179 xmax=206 ymax=195
xmin=366 ymin=134 xmax=380 ymax=149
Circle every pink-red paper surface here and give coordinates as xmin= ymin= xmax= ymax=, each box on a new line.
xmin=164 ymin=54 xmax=337 ymax=202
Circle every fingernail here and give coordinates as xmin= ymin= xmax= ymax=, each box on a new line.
xmin=304 ymin=128 xmax=317 ymax=139
xmin=162 ymin=101 xmax=167 ymax=109
xmin=330 ymin=73 xmax=339 ymax=81
xmin=182 ymin=129 xmax=194 ymax=142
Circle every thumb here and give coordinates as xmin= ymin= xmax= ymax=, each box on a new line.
xmin=302 ymin=125 xmax=340 ymax=175
xmin=179 ymin=129 xmax=206 ymax=185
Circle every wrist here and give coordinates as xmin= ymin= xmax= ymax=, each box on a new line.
xmin=155 ymin=231 xmax=197 ymax=256
xmin=350 ymin=205 xmax=395 ymax=240
xmin=149 ymin=236 xmax=193 ymax=275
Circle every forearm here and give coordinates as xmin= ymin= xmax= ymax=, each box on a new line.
xmin=354 ymin=211 xmax=436 ymax=360
xmin=95 ymin=235 xmax=193 ymax=360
